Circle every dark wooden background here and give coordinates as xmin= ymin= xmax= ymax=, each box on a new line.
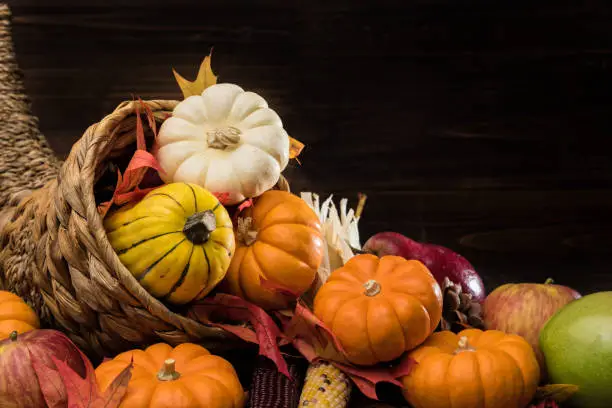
xmin=7 ymin=0 xmax=612 ymax=297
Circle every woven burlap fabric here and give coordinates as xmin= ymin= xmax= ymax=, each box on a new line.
xmin=0 ymin=4 xmax=60 ymax=210
xmin=1 ymin=99 xmax=242 ymax=358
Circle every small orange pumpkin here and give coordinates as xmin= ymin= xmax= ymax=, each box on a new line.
xmin=95 ymin=343 xmax=246 ymax=408
xmin=0 ymin=291 xmax=39 ymax=339
xmin=402 ymin=329 xmax=540 ymax=408
xmin=223 ymin=190 xmax=324 ymax=310
xmin=313 ymin=254 xmax=443 ymax=366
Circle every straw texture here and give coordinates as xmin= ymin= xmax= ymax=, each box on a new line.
xmin=0 ymin=4 xmax=60 ymax=210
xmin=1 ymin=100 xmax=240 ymax=358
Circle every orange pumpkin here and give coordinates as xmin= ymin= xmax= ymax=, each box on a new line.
xmin=95 ymin=343 xmax=246 ymax=408
xmin=402 ymin=329 xmax=540 ymax=408
xmin=313 ymin=254 xmax=443 ymax=366
xmin=0 ymin=291 xmax=39 ymax=339
xmin=223 ymin=190 xmax=324 ymax=310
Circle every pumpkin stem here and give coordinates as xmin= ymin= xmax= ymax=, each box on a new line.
xmin=9 ymin=331 xmax=17 ymax=342
xmin=363 ymin=279 xmax=381 ymax=297
xmin=157 ymin=358 xmax=181 ymax=381
xmin=237 ymin=217 xmax=258 ymax=246
xmin=184 ymin=210 xmax=217 ymax=245
xmin=207 ymin=126 xmax=242 ymax=150
xmin=544 ymin=278 xmax=555 ymax=285
xmin=454 ymin=336 xmax=476 ymax=354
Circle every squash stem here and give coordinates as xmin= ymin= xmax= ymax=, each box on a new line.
xmin=9 ymin=331 xmax=17 ymax=342
xmin=207 ymin=126 xmax=242 ymax=150
xmin=363 ymin=279 xmax=381 ymax=297
xmin=454 ymin=336 xmax=476 ymax=354
xmin=157 ymin=359 xmax=181 ymax=381
xmin=184 ymin=210 xmax=217 ymax=245
xmin=544 ymin=278 xmax=555 ymax=285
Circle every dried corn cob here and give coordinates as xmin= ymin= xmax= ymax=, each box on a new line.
xmin=298 ymin=361 xmax=352 ymax=407
xmin=248 ymin=355 xmax=306 ymax=408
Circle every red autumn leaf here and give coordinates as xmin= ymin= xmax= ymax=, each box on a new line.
xmin=280 ymin=301 xmax=416 ymax=400
xmin=51 ymin=351 xmax=133 ymax=408
xmin=281 ymin=300 xmax=347 ymax=362
xmin=189 ymin=293 xmax=290 ymax=379
xmin=31 ymin=346 xmax=132 ymax=408
xmin=31 ymin=353 xmax=67 ymax=408
xmin=97 ymin=99 xmax=166 ymax=217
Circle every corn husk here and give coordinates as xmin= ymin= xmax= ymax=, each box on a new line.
xmin=300 ymin=192 xmax=366 ymax=305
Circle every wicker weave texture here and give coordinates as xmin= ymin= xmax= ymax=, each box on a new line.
xmin=0 ymin=4 xmax=60 ymax=210
xmin=1 ymin=100 xmax=242 ymax=358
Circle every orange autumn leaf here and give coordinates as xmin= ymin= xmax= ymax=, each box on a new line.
xmin=289 ymin=136 xmax=304 ymax=160
xmin=173 ymin=52 xmax=218 ymax=99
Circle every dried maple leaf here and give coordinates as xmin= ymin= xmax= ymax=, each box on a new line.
xmin=189 ymin=293 xmax=290 ymax=379
xmin=31 ymin=354 xmax=68 ymax=408
xmin=281 ymin=300 xmax=348 ymax=363
xmin=173 ymin=52 xmax=218 ymax=99
xmin=288 ymin=136 xmax=304 ymax=161
xmin=98 ymin=99 xmax=165 ymax=217
xmin=52 ymin=354 xmax=133 ymax=408
xmin=31 ymin=346 xmax=133 ymax=408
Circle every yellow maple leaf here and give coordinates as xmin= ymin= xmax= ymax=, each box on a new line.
xmin=172 ymin=53 xmax=218 ymax=99
xmin=535 ymin=384 xmax=580 ymax=403
xmin=289 ymin=136 xmax=304 ymax=160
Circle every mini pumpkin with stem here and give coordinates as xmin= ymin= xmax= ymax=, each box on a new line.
xmin=401 ymin=328 xmax=540 ymax=408
xmin=222 ymin=190 xmax=325 ymax=310
xmin=313 ymin=254 xmax=443 ymax=366
xmin=95 ymin=342 xmax=246 ymax=407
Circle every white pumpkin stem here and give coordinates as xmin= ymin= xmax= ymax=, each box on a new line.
xmin=363 ymin=279 xmax=381 ymax=297
xmin=454 ymin=336 xmax=476 ymax=354
xmin=207 ymin=126 xmax=242 ymax=150
xmin=157 ymin=358 xmax=181 ymax=381
xmin=237 ymin=217 xmax=258 ymax=246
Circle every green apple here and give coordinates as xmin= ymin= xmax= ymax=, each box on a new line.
xmin=540 ymin=291 xmax=612 ymax=408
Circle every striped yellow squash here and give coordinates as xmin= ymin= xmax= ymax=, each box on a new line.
xmin=104 ymin=182 xmax=234 ymax=304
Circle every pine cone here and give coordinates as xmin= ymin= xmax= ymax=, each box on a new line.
xmin=437 ymin=277 xmax=484 ymax=333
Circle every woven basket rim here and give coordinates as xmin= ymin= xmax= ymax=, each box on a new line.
xmin=92 ymin=99 xmax=231 ymax=332
xmin=50 ymin=99 xmax=234 ymax=349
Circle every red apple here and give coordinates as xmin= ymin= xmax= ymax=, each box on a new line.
xmin=363 ymin=231 xmax=486 ymax=303
xmin=0 ymin=329 xmax=87 ymax=407
xmin=483 ymin=278 xmax=581 ymax=379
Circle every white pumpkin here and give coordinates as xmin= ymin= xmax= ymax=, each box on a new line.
xmin=156 ymin=83 xmax=290 ymax=205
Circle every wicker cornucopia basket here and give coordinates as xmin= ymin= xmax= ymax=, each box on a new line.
xmin=0 ymin=7 xmax=293 ymax=357
xmin=2 ymin=100 xmax=233 ymax=357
